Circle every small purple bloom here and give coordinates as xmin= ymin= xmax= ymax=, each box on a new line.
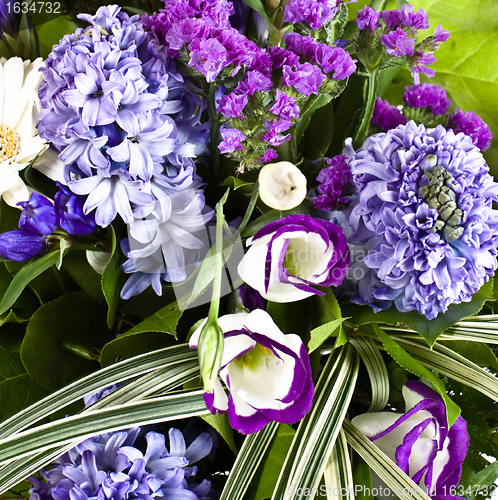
xmin=218 ymin=127 xmax=246 ymax=154
xmin=411 ymin=52 xmax=437 ymax=84
xmin=259 ymin=148 xmax=278 ymax=163
xmin=356 ymin=6 xmax=381 ymax=32
xmin=284 ymin=0 xmax=340 ymax=30
xmin=372 ymin=98 xmax=407 ymax=131
xmin=433 ymin=24 xmax=450 ymax=44
xmin=55 ymin=183 xmax=97 ymax=236
xmin=404 ymin=83 xmax=451 ymax=115
xmin=379 ymin=9 xmax=404 ymax=29
xmin=0 ymin=229 xmax=47 ymax=261
xmin=314 ymin=155 xmax=352 ymax=212
xmin=282 ymin=62 xmax=325 ymax=96
xmin=382 ymin=28 xmax=415 ymax=57
xmin=18 ymin=192 xmax=56 ymax=236
xmin=401 ymin=4 xmax=429 ymax=30
xmin=448 ymin=109 xmax=493 ymax=151
xmin=244 ymin=70 xmax=273 ymax=95
xmin=188 ymin=37 xmax=228 ymax=82
xmin=232 ymin=284 xmax=266 ymax=311
xmin=269 ymin=89 xmax=300 ymax=121
xmin=190 ymin=309 xmax=314 ymax=434
xmin=267 ymin=46 xmax=299 ymax=69
xmin=238 ymin=214 xmax=350 ymax=302
xmin=216 ymin=92 xmax=248 ymax=118
xmin=315 ymin=45 xmax=357 ymax=80
xmin=353 ymin=380 xmax=469 ymax=500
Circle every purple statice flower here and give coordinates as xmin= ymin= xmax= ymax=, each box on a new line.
xmin=433 ymin=24 xmax=450 ymax=45
xmin=356 ymin=6 xmax=381 ymax=32
xmin=269 ymin=90 xmax=300 ymax=121
xmin=268 ymin=46 xmax=299 ymax=69
xmin=18 ymin=192 xmax=57 ymax=236
xmin=381 ymin=28 xmax=415 ymax=57
xmin=260 ymin=148 xmax=278 ymax=163
xmin=314 ymin=155 xmax=352 ymax=212
xmin=188 ymin=37 xmax=228 ymax=82
xmin=338 ymin=121 xmax=498 ymax=320
xmin=411 ymin=52 xmax=437 ymax=84
xmin=216 ymin=92 xmax=248 ymax=118
xmin=243 ymin=70 xmax=273 ymax=95
xmin=448 ymin=109 xmax=493 ymax=151
xmin=284 ymin=0 xmax=341 ymax=30
xmin=282 ymin=62 xmax=326 ymax=96
xmin=29 ymin=426 xmax=216 ymax=500
xmin=379 ymin=9 xmax=404 ymax=30
xmin=218 ymin=127 xmax=246 ymax=154
xmin=404 ymin=83 xmax=451 ymax=115
xmin=371 ymin=98 xmax=407 ymax=131
xmin=55 ymin=183 xmax=97 ymax=236
xmin=0 ymin=230 xmax=47 ymax=261
xmin=380 ymin=5 xmax=428 ymax=31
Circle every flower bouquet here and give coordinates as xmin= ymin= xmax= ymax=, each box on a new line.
xmin=1 ymin=0 xmax=498 ymax=499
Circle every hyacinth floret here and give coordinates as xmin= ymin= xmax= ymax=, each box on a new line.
xmin=29 ymin=426 xmax=216 ymax=500
xmin=339 ymin=121 xmax=498 ymax=320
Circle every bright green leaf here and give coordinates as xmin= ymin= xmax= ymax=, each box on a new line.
xmin=440 ymin=340 xmax=498 ymax=372
xmin=123 ymin=301 xmax=182 ymax=338
xmin=101 ymin=225 xmax=121 ymax=329
xmin=202 ymin=412 xmax=238 ymax=456
xmin=308 ymin=318 xmax=349 ymax=353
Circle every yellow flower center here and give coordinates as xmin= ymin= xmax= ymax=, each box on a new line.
xmin=0 ymin=124 xmax=21 ymax=164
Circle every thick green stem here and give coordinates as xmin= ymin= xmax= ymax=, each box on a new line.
xmin=207 ymin=200 xmax=225 ymax=324
xmin=238 ymin=180 xmax=259 ymax=236
xmin=353 ymin=69 xmax=379 ymax=149
xmin=208 ymin=83 xmax=221 ymax=181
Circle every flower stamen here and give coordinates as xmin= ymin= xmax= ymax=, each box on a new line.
xmin=0 ymin=125 xmax=22 ymax=163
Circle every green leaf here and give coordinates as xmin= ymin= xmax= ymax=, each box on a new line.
xmin=202 ymin=413 xmax=237 ymax=456
xmin=101 ymin=225 xmax=121 ymax=329
xmin=35 ymin=15 xmax=79 ymax=59
xmin=20 ymin=292 xmax=112 ymax=391
xmin=323 ymin=429 xmax=354 ymax=500
xmin=342 ymin=279 xmax=494 ymax=346
xmin=295 ymin=94 xmax=334 ymax=148
xmin=221 ymin=176 xmax=254 ymax=191
xmin=460 ymin=461 xmax=498 ymax=493
xmin=0 ymin=347 xmax=49 ymax=422
xmin=247 ymin=424 xmax=296 ymax=500
xmin=440 ymin=340 xmax=498 ymax=371
xmin=410 ymin=0 xmax=498 ymax=177
xmin=351 ymin=451 xmax=374 ymax=500
xmin=308 ymin=318 xmax=349 ymax=353
xmin=373 ymin=324 xmax=461 ymax=426
xmin=0 ymin=251 xmax=59 ymax=317
xmin=302 ymin=101 xmax=335 ymax=161
xmin=123 ymin=301 xmax=182 ymax=338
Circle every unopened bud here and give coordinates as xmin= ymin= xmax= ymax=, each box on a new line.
xmin=258 ymin=161 xmax=307 ymax=210
xmin=198 ymin=320 xmax=224 ymax=393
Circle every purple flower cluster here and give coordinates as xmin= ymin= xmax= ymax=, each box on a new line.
xmin=284 ymin=0 xmax=343 ymax=30
xmin=371 ymin=98 xmax=407 ymax=131
xmin=404 ymin=83 xmax=452 ymax=115
xmin=313 ymin=155 xmax=352 ymax=212
xmin=448 ymin=109 xmax=493 ymax=151
xmin=38 ymin=5 xmax=215 ymax=298
xmin=29 ymin=426 xmax=216 ymax=500
xmin=0 ymin=188 xmax=96 ymax=262
xmin=339 ymin=121 xmax=498 ymax=320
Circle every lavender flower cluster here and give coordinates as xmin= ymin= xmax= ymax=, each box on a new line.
xmin=37 ymin=5 xmax=215 ymax=299
xmin=355 ymin=4 xmax=449 ymax=83
xmin=144 ymin=0 xmax=356 ymax=170
xmin=29 ymin=426 xmax=216 ymax=500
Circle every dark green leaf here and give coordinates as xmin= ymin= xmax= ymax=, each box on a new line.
xmin=440 ymin=340 xmax=498 ymax=372
xmin=351 ymin=451 xmax=374 ymax=500
xmin=373 ymin=324 xmax=461 ymax=426
xmin=309 ymin=318 xmax=349 ymax=353
xmin=35 ymin=15 xmax=79 ymax=59
xmin=0 ymin=347 xmax=49 ymax=422
xmin=342 ymin=279 xmax=494 ymax=346
xmin=124 ymin=301 xmax=182 ymax=338
xmin=20 ymin=291 xmax=112 ymax=391
xmin=295 ymin=94 xmax=334 ymax=148
xmin=247 ymin=424 xmax=296 ymax=500
xmin=460 ymin=461 xmax=498 ymax=494
xmin=302 ymin=101 xmax=335 ymax=161
xmin=0 ymin=251 xmax=59 ymax=317
xmin=202 ymin=412 xmax=238 ymax=456
xmin=101 ymin=225 xmax=121 ymax=329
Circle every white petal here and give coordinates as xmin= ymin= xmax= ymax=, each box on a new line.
xmin=2 ymin=175 xmax=29 ymax=207
xmin=32 ymin=147 xmax=66 ymax=184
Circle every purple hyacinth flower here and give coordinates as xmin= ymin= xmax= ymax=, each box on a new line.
xmin=190 ymin=309 xmax=314 ymax=434
xmin=338 ymin=121 xmax=498 ymax=319
xmin=218 ymin=127 xmax=246 ymax=154
xmin=404 ymin=83 xmax=452 ymax=115
xmin=381 ymin=28 xmax=415 ymax=57
xmin=18 ymin=192 xmax=57 ymax=236
xmin=448 ymin=109 xmax=493 ymax=151
xmin=353 ymin=380 xmax=469 ymax=500
xmin=314 ymin=155 xmax=352 ymax=212
xmin=0 ymin=229 xmax=47 ymax=261
xmin=372 ymin=98 xmax=407 ymax=131
xmin=356 ymin=6 xmax=381 ymax=32
xmin=238 ymin=214 xmax=350 ymax=302
xmin=55 ymin=183 xmax=97 ymax=236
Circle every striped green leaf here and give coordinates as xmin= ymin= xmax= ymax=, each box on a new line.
xmin=324 ymin=429 xmax=354 ymax=500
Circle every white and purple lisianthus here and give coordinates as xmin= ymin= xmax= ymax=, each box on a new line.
xmin=338 ymin=121 xmax=498 ymax=320
xmin=352 ymin=381 xmax=469 ymax=500
xmin=238 ymin=214 xmax=350 ymax=303
xmin=189 ymin=309 xmax=314 ymax=435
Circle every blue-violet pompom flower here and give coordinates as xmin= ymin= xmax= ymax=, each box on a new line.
xmin=29 ymin=426 xmax=216 ymax=500
xmin=352 ymin=380 xmax=469 ymax=499
xmin=404 ymin=83 xmax=451 ymax=116
xmin=338 ymin=121 xmax=498 ymax=320
xmin=448 ymin=109 xmax=493 ymax=151
xmin=238 ymin=214 xmax=350 ymax=302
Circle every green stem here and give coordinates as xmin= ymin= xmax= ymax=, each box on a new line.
xmin=238 ymin=179 xmax=260 ymax=236
xmin=353 ymin=69 xmax=379 ymax=149
xmin=208 ymin=82 xmax=221 ymax=181
xmin=207 ymin=201 xmax=225 ymax=324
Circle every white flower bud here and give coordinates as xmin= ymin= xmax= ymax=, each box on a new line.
xmin=86 ymin=250 xmax=112 ymax=275
xmin=258 ymin=161 xmax=307 ymax=210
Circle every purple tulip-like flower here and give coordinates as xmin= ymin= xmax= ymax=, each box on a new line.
xmin=448 ymin=109 xmax=493 ymax=151
xmin=314 ymin=155 xmax=352 ymax=212
xmin=0 ymin=229 xmax=47 ymax=261
xmin=404 ymin=83 xmax=451 ymax=115
xmin=189 ymin=309 xmax=314 ymax=434
xmin=372 ymin=98 xmax=407 ymax=131
xmin=352 ymin=381 xmax=469 ymax=500
xmin=18 ymin=192 xmax=56 ymax=236
xmin=338 ymin=121 xmax=498 ymax=319
xmin=238 ymin=214 xmax=350 ymax=302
